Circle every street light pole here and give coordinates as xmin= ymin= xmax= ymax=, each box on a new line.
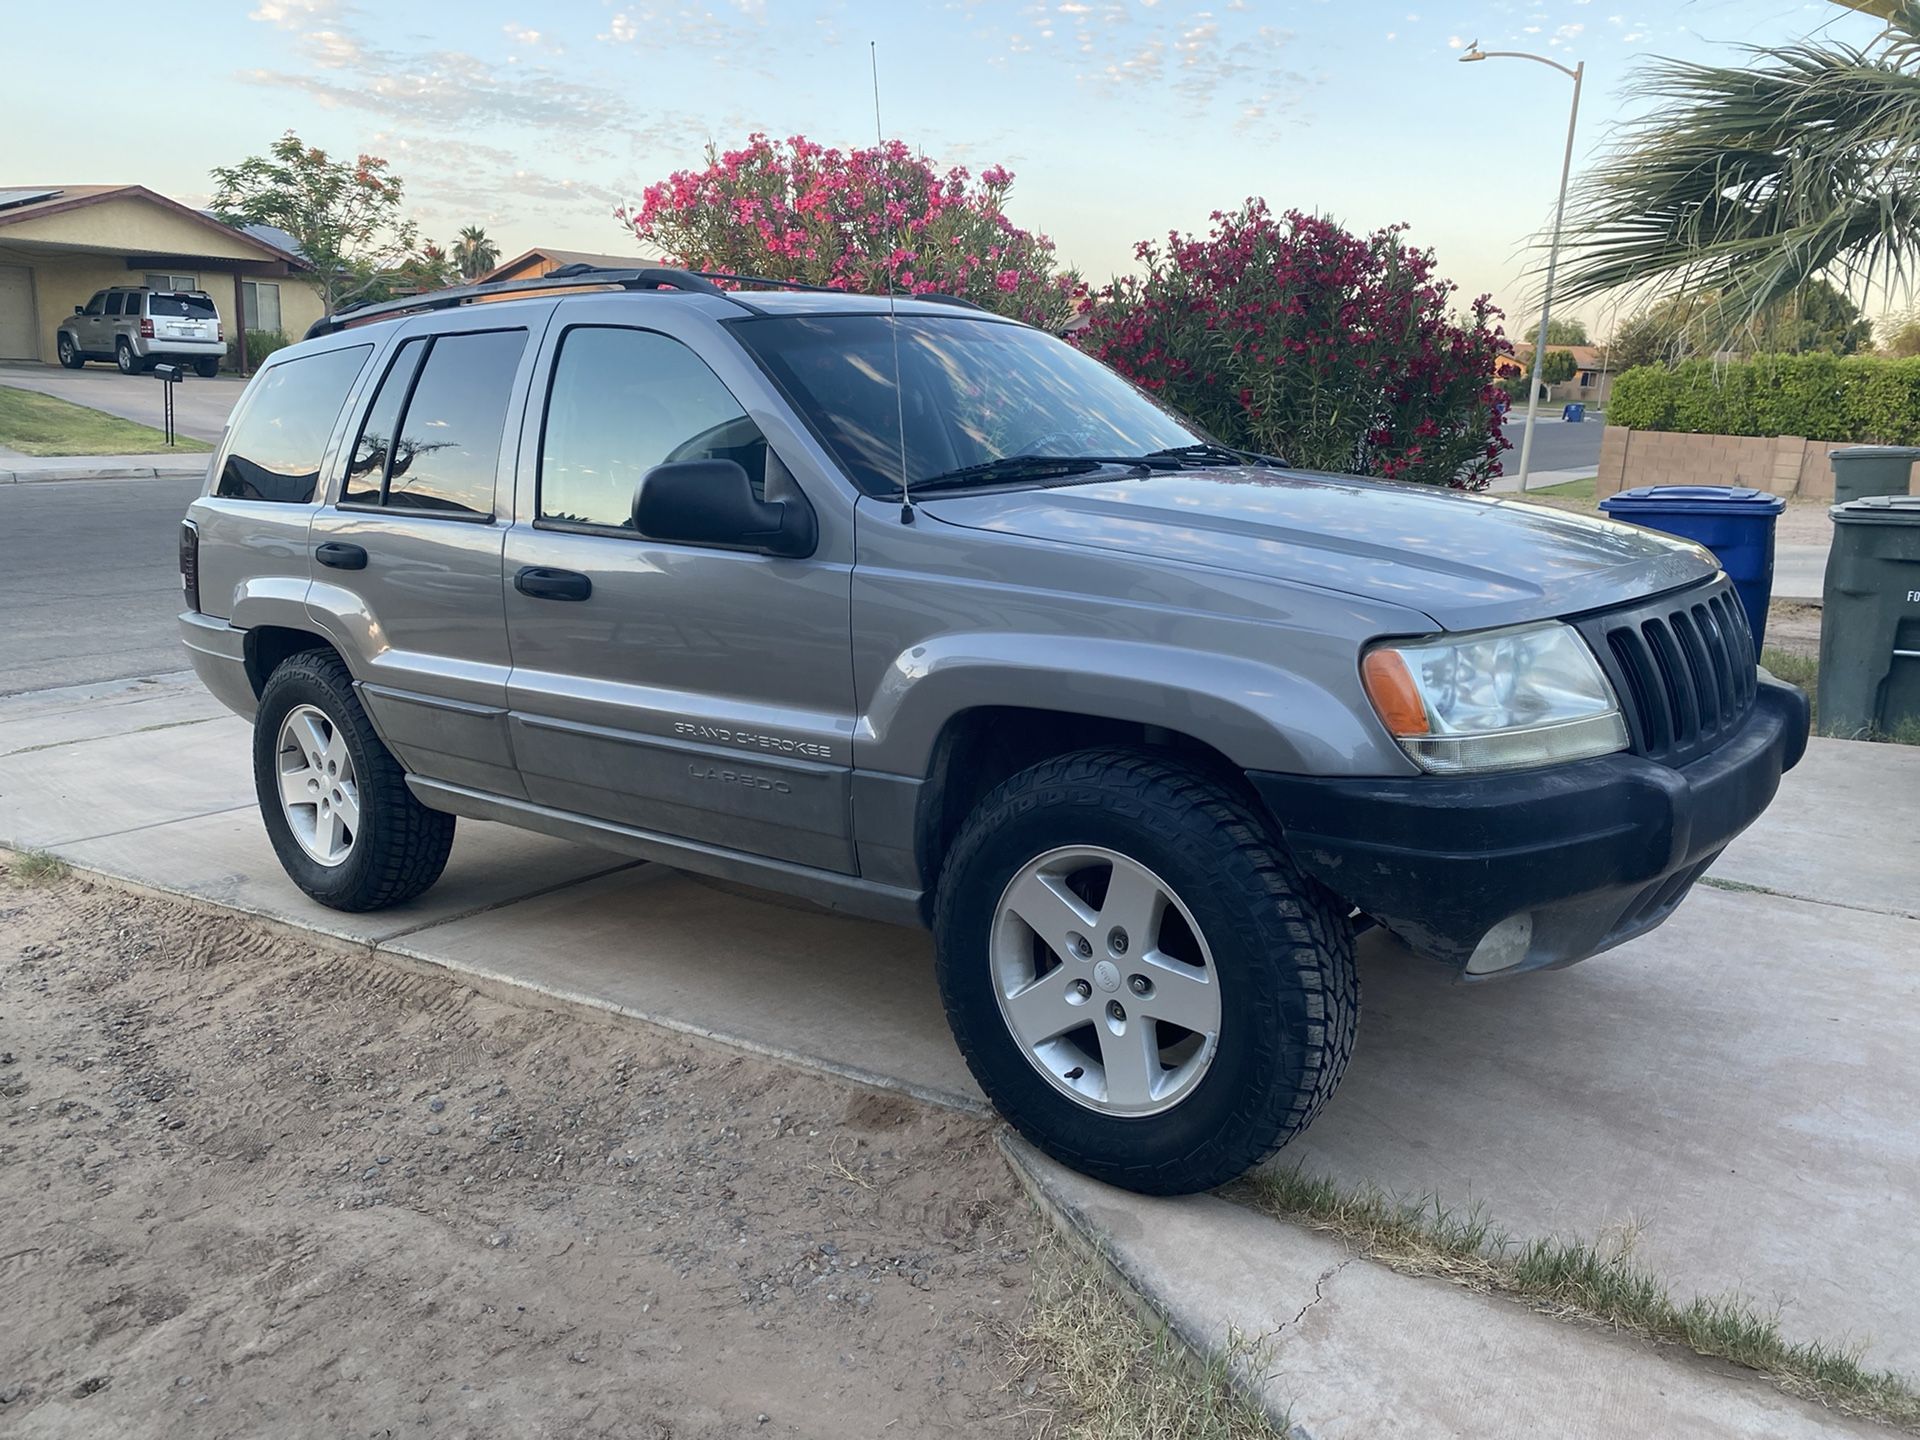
xmin=1460 ymin=42 xmax=1584 ymax=494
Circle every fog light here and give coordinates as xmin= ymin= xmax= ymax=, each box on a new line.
xmin=1465 ymin=914 xmax=1535 ymax=976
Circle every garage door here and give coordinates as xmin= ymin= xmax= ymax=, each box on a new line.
xmin=0 ymin=265 xmax=35 ymax=360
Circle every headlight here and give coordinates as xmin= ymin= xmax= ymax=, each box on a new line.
xmin=1361 ymin=621 xmax=1628 ymax=775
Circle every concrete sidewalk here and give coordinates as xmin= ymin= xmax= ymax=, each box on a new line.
xmin=4 ymin=671 xmax=1918 ymax=1431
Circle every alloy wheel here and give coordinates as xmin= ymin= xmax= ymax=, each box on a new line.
xmin=275 ymin=704 xmax=360 ymax=867
xmin=991 ymin=845 xmax=1222 ymax=1116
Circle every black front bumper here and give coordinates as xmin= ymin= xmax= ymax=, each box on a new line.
xmin=1250 ymin=679 xmax=1810 ymax=978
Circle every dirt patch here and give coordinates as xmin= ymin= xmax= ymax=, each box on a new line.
xmin=0 ymin=872 xmax=1048 ymax=1439
xmin=1765 ymin=601 xmax=1823 ymax=662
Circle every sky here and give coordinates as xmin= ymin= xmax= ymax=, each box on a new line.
xmin=2 ymin=0 xmax=1892 ymax=337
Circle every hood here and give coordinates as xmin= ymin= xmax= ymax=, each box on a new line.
xmin=916 ymin=466 xmax=1718 ymax=632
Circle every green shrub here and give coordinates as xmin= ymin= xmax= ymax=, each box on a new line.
xmin=1608 ymin=353 xmax=1920 ymax=440
xmin=243 ymin=329 xmax=292 ymax=368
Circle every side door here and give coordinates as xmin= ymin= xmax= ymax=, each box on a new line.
xmin=500 ymin=312 xmax=858 ymax=873
xmin=76 ymin=290 xmax=108 ymax=353
xmin=306 ymin=312 xmax=549 ymax=799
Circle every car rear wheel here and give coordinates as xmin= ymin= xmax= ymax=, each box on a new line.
xmin=115 ymin=338 xmax=139 ymax=375
xmin=195 ymin=357 xmax=220 ymax=379
xmin=933 ymin=748 xmax=1359 ymax=1195
xmin=253 ymin=650 xmax=455 ymax=912
xmin=56 ymin=333 xmax=84 ymax=369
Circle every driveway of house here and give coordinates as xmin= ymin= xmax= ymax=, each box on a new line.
xmin=0 ymin=362 xmax=244 ymax=443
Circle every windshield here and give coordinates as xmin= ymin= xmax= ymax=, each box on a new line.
xmin=731 ymin=313 xmax=1207 ymax=496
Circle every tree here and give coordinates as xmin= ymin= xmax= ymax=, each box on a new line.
xmin=453 ymin=225 xmax=500 ymax=282
xmin=617 ymin=133 xmax=1077 ymax=327
xmin=1609 ymin=294 xmax=1715 ymax=369
xmin=1609 ymin=281 xmax=1870 ymax=369
xmin=211 ymin=132 xmax=418 ymax=311
xmin=1754 ymin=279 xmax=1873 ymax=355
xmin=1555 ymin=6 xmax=1920 ymax=345
xmin=1539 ymin=316 xmax=1589 ymax=345
xmin=1076 ymin=202 xmax=1512 ymax=488
xmin=1540 ymin=349 xmax=1579 ymax=387
xmin=1884 ymin=316 xmax=1920 ymax=357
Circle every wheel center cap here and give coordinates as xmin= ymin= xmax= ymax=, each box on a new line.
xmin=1091 ymin=960 xmax=1122 ymax=993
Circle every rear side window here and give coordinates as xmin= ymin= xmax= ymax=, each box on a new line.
xmin=215 ymin=344 xmax=373 ymax=504
xmin=150 ymin=293 xmax=218 ymax=319
xmin=538 ymin=326 xmax=769 ymax=530
xmin=345 ymin=329 xmax=525 ymax=518
xmin=105 ymin=293 xmax=127 ymax=316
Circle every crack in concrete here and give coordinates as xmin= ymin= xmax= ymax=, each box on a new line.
xmin=1277 ymin=1255 xmax=1356 ymax=1335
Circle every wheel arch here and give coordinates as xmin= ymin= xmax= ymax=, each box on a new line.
xmin=244 ymin=624 xmax=343 ymax=699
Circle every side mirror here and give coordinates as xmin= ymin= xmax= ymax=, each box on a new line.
xmin=74 ymin=305 xmax=85 ymax=315
xmin=632 ymin=459 xmax=816 ymax=558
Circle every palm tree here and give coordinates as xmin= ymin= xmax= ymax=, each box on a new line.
xmin=453 ymin=225 xmax=500 ymax=282
xmin=1554 ymin=5 xmax=1920 ymax=345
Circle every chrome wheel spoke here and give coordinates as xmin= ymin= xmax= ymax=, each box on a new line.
xmin=1002 ymin=965 xmax=1084 ymax=1047
xmin=1003 ymin=868 xmax=1096 ymax=956
xmin=1096 ymin=1018 xmax=1162 ymax=1109
xmin=332 ymin=782 xmax=361 ymax=836
xmin=1097 ymin=857 xmax=1166 ymax=957
xmin=1136 ymin=956 xmax=1217 ymax=1036
xmin=279 ymin=762 xmax=320 ymax=811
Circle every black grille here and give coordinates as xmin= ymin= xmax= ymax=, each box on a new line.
xmin=1575 ymin=578 xmax=1757 ymax=767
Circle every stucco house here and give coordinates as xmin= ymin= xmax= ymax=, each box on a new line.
xmin=0 ymin=184 xmax=326 ymax=370
xmin=478 ymin=246 xmax=659 ymax=284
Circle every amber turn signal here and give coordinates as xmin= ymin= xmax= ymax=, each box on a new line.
xmin=1361 ymin=649 xmax=1429 ymax=737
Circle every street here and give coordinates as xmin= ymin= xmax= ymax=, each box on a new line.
xmin=1496 ymin=412 xmax=1604 ymax=477
xmin=0 ymin=476 xmax=201 ymax=694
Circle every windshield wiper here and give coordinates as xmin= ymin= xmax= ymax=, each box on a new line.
xmin=908 ymin=453 xmax=1178 ymax=493
xmin=1146 ymin=442 xmax=1284 ymax=467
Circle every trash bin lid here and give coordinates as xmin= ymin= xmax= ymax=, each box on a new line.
xmin=1830 ymin=445 xmax=1920 ymax=460
xmin=1830 ymin=494 xmax=1920 ymax=524
xmin=1601 ymin=485 xmax=1786 ymax=515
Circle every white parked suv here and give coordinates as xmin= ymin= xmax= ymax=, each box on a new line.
xmin=57 ymin=286 xmax=225 ymax=376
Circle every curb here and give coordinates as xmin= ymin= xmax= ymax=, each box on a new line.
xmin=1 ymin=463 xmax=208 ymax=484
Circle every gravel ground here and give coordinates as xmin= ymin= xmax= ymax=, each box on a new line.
xmin=0 ymin=869 xmax=1050 ymax=1439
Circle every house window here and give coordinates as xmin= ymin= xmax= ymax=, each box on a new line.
xmin=1577 ymin=370 xmax=1597 ymax=389
xmin=145 ymin=272 xmax=198 ymax=292
xmin=243 ymin=280 xmax=283 ymax=333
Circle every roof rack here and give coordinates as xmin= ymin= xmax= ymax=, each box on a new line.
xmin=302 ymin=263 xmax=998 ymax=341
xmin=302 ymin=266 xmax=739 ymax=340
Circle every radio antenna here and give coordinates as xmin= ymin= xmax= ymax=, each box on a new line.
xmin=872 ymin=41 xmax=915 ymax=525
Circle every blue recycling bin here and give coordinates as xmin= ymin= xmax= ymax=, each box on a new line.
xmin=1562 ymin=402 xmax=1586 ymax=422
xmin=1598 ymin=485 xmax=1786 ymax=649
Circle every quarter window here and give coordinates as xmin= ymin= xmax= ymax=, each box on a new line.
xmin=214 ymin=344 xmax=373 ymax=504
xmin=538 ymin=326 xmax=769 ymax=531
xmin=343 ymin=329 xmax=526 ymax=518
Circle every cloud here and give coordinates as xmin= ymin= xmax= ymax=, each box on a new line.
xmin=249 ymin=0 xmax=338 ymax=27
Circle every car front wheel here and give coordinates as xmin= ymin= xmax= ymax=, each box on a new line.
xmin=253 ymin=650 xmax=455 ymax=911
xmin=57 ymin=333 xmax=84 ymax=368
xmin=933 ymin=749 xmax=1359 ymax=1195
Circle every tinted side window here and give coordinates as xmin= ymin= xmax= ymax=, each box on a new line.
xmin=539 ymin=327 xmax=769 ymax=530
xmin=343 ymin=338 xmax=427 ymax=506
xmin=104 ymin=294 xmax=126 ymax=316
xmin=83 ymin=293 xmax=106 ymax=316
xmin=379 ymin=330 xmax=526 ymax=518
xmin=215 ymin=345 xmax=373 ymax=504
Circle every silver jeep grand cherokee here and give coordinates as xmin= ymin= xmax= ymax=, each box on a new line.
xmin=178 ymin=267 xmax=1808 ymax=1194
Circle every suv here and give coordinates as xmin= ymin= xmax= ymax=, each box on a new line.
xmin=178 ymin=268 xmax=1808 ymax=1195
xmin=59 ymin=286 xmax=224 ymax=376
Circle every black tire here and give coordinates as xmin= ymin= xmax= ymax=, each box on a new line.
xmin=115 ymin=338 xmax=140 ymax=375
xmin=253 ymin=650 xmax=455 ymax=912
xmin=195 ymin=357 xmax=220 ymax=379
xmin=933 ymin=748 xmax=1358 ymax=1195
xmin=56 ymin=333 xmax=84 ymax=369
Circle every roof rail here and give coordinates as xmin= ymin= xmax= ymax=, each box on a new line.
xmin=302 ymin=266 xmax=739 ymax=340
xmin=691 ymin=271 xmax=989 ymax=313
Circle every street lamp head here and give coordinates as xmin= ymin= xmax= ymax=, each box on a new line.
xmin=1459 ymin=39 xmax=1488 ymax=62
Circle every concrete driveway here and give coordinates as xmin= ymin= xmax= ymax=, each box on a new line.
xmin=3 ymin=670 xmax=1917 ymax=1389
xmin=0 ymin=361 xmax=243 ymax=443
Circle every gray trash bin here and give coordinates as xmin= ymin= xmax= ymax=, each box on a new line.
xmin=1828 ymin=445 xmax=1920 ymax=505
xmin=1817 ymin=496 xmax=1920 ymax=738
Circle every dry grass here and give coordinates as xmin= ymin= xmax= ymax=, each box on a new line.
xmin=6 ymin=849 xmax=71 ymax=884
xmin=1015 ymin=1239 xmax=1287 ymax=1440
xmin=1238 ymin=1167 xmax=1920 ymax=1431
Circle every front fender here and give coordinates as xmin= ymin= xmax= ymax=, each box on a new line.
xmin=853 ymin=632 xmax=1412 ymax=778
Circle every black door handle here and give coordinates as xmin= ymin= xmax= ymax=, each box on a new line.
xmin=315 ymin=541 xmax=367 ymax=570
xmin=515 ymin=565 xmax=592 ymax=601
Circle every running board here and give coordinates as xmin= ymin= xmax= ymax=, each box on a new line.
xmin=405 ymin=776 xmax=927 ymax=930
